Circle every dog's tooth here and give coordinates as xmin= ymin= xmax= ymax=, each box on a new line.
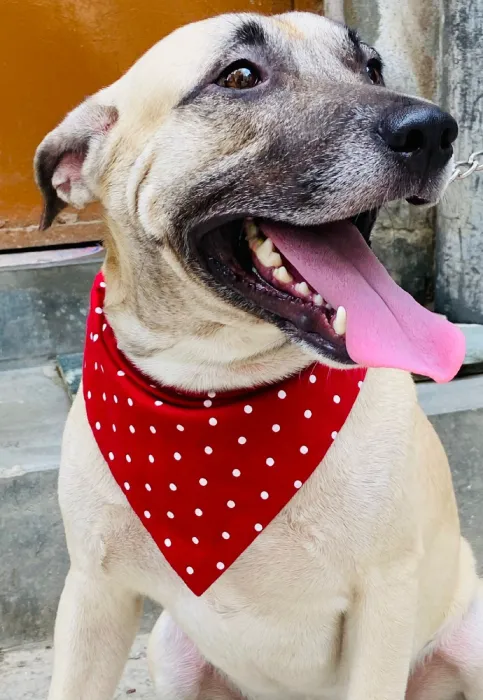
xmin=273 ymin=266 xmax=293 ymax=284
xmin=333 ymin=306 xmax=347 ymax=336
xmin=256 ymin=238 xmax=282 ymax=267
xmin=259 ymin=237 xmax=274 ymax=254
xmin=295 ymin=282 xmax=310 ymax=298
xmin=314 ymin=294 xmax=324 ymax=306
xmin=245 ymin=219 xmax=259 ymax=240
xmin=248 ymin=237 xmax=264 ymax=252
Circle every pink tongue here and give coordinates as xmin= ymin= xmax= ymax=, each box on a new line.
xmin=262 ymin=221 xmax=465 ymax=383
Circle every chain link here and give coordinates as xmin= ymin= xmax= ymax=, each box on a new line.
xmin=449 ymin=149 xmax=483 ymax=183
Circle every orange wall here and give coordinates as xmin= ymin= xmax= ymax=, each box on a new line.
xmin=0 ymin=0 xmax=292 ymax=242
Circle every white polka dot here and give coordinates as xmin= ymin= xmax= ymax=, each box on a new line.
xmin=227 ymin=500 xmax=236 ymax=508
xmin=117 ymin=370 xmax=125 ymax=377
xmin=144 ymin=510 xmax=151 ymax=519
xmin=309 ymin=374 xmax=317 ymax=383
xmin=169 ymin=483 xmax=177 ymax=491
xmin=204 ymin=399 xmax=212 ymax=408
xmin=186 ymin=566 xmax=194 ymax=575
xmin=129 ymin=425 xmax=135 ymax=434
xmin=254 ymin=523 xmax=263 ymax=532
xmin=100 ymin=364 xmax=104 ymax=373
xmin=300 ymin=445 xmax=309 ymax=454
xmin=294 ymin=480 xmax=303 ymax=489
xmin=148 ymin=455 xmax=155 ymax=463
xmin=95 ymin=421 xmax=101 ymax=430
xmin=100 ymin=281 xmax=106 ymax=288
xmin=102 ymin=323 xmax=107 ymax=332
xmin=92 ymin=334 xmax=99 ymax=342
xmin=155 ymin=400 xmax=163 ymax=406
xmin=112 ymin=424 xmax=117 ymax=432
xmin=278 ymin=390 xmax=287 ymax=399
xmin=164 ymin=538 xmax=171 ymax=547
xmin=331 ymin=430 xmax=338 ymax=440
xmin=205 ymin=446 xmax=213 ymax=455
xmin=358 ymin=380 xmax=363 ymax=389
xmin=244 ymin=405 xmax=253 ymax=414
xmin=150 ymin=426 xmax=156 ymax=434
xmin=126 ymin=454 xmax=131 ymax=463
xmin=108 ymin=452 xmax=114 ymax=461
xmin=127 ymin=398 xmax=134 ymax=406
xmin=261 ymin=491 xmax=269 ymax=500
xmin=238 ymin=436 xmax=247 ymax=445
xmin=113 ymin=395 xmax=118 ymax=404
xmin=232 ymin=469 xmax=241 ymax=477
xmin=95 ymin=306 xmax=103 ymax=315
xmin=174 ymin=452 xmax=182 ymax=461
xmin=333 ymin=394 xmax=341 ymax=404
xmin=124 ymin=482 xmax=130 ymax=491
xmin=176 ymin=424 xmax=184 ymax=432
xmin=195 ymin=508 xmax=203 ymax=517
xmin=192 ymin=537 xmax=199 ymax=545
xmin=304 ymin=410 xmax=312 ymax=419
xmin=208 ymin=391 xmax=216 ymax=398
xmin=272 ymin=424 xmax=280 ymax=433
xmin=94 ymin=362 xmax=98 ymax=371
xmin=199 ymin=478 xmax=208 ymax=486
xmin=87 ymin=390 xmax=92 ymax=399
xmin=167 ymin=511 xmax=174 ymax=519
xmin=145 ymin=483 xmax=152 ymax=491
xmin=216 ymin=562 xmax=225 ymax=571
xmin=222 ymin=531 xmax=230 ymax=540
xmin=266 ymin=457 xmax=275 ymax=466
xmin=89 ymin=333 xmax=93 ymax=341
xmin=209 ymin=417 xmax=217 ymax=426
xmin=102 ymin=392 xmax=107 ymax=401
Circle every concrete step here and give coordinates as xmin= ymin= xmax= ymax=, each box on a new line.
xmin=0 ymin=246 xmax=101 ymax=370
xmin=1 ymin=362 xmax=482 ymax=649
xmin=1 ymin=634 xmax=154 ymax=700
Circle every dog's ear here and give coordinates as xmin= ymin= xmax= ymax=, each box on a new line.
xmin=34 ymin=100 xmax=119 ymax=230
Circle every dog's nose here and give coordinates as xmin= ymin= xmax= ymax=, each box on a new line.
xmin=378 ymin=105 xmax=458 ymax=170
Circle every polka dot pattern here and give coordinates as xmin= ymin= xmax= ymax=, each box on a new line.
xmin=83 ymin=273 xmax=367 ymax=596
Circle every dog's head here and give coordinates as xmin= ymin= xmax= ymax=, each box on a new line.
xmin=35 ymin=12 xmax=464 ymax=388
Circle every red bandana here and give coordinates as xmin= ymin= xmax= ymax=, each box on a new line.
xmin=83 ymin=273 xmax=367 ymax=595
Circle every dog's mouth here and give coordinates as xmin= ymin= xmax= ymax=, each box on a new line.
xmin=198 ymin=213 xmax=465 ymax=383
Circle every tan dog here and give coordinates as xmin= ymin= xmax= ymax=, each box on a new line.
xmin=35 ymin=12 xmax=483 ymax=700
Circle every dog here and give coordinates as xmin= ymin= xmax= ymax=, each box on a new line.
xmin=35 ymin=12 xmax=483 ymax=700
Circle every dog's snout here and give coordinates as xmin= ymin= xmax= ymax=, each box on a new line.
xmin=377 ymin=105 xmax=458 ymax=170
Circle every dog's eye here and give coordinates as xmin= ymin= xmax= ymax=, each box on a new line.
xmin=366 ymin=58 xmax=384 ymax=85
xmin=216 ymin=61 xmax=261 ymax=89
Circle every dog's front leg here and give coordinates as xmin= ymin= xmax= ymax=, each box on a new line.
xmin=345 ymin=562 xmax=418 ymax=700
xmin=48 ymin=567 xmax=143 ymax=700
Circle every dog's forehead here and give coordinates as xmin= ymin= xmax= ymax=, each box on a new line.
xmin=270 ymin=13 xmax=360 ymax=73
xmin=141 ymin=12 xmax=351 ymax=66
xmin=108 ymin=12 xmax=357 ymax=113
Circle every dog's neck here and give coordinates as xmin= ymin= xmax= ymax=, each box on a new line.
xmin=111 ymin=316 xmax=311 ymax=393
xmin=101 ymin=239 xmax=311 ymax=393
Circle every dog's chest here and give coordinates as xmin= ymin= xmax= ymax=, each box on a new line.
xmin=167 ymin=473 xmax=365 ymax=698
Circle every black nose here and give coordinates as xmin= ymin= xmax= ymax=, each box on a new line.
xmin=378 ymin=104 xmax=458 ymax=171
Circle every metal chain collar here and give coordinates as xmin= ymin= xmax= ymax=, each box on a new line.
xmin=449 ymin=149 xmax=483 ymax=183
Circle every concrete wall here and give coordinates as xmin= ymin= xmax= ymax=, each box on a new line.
xmin=436 ymin=0 xmax=483 ymax=323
